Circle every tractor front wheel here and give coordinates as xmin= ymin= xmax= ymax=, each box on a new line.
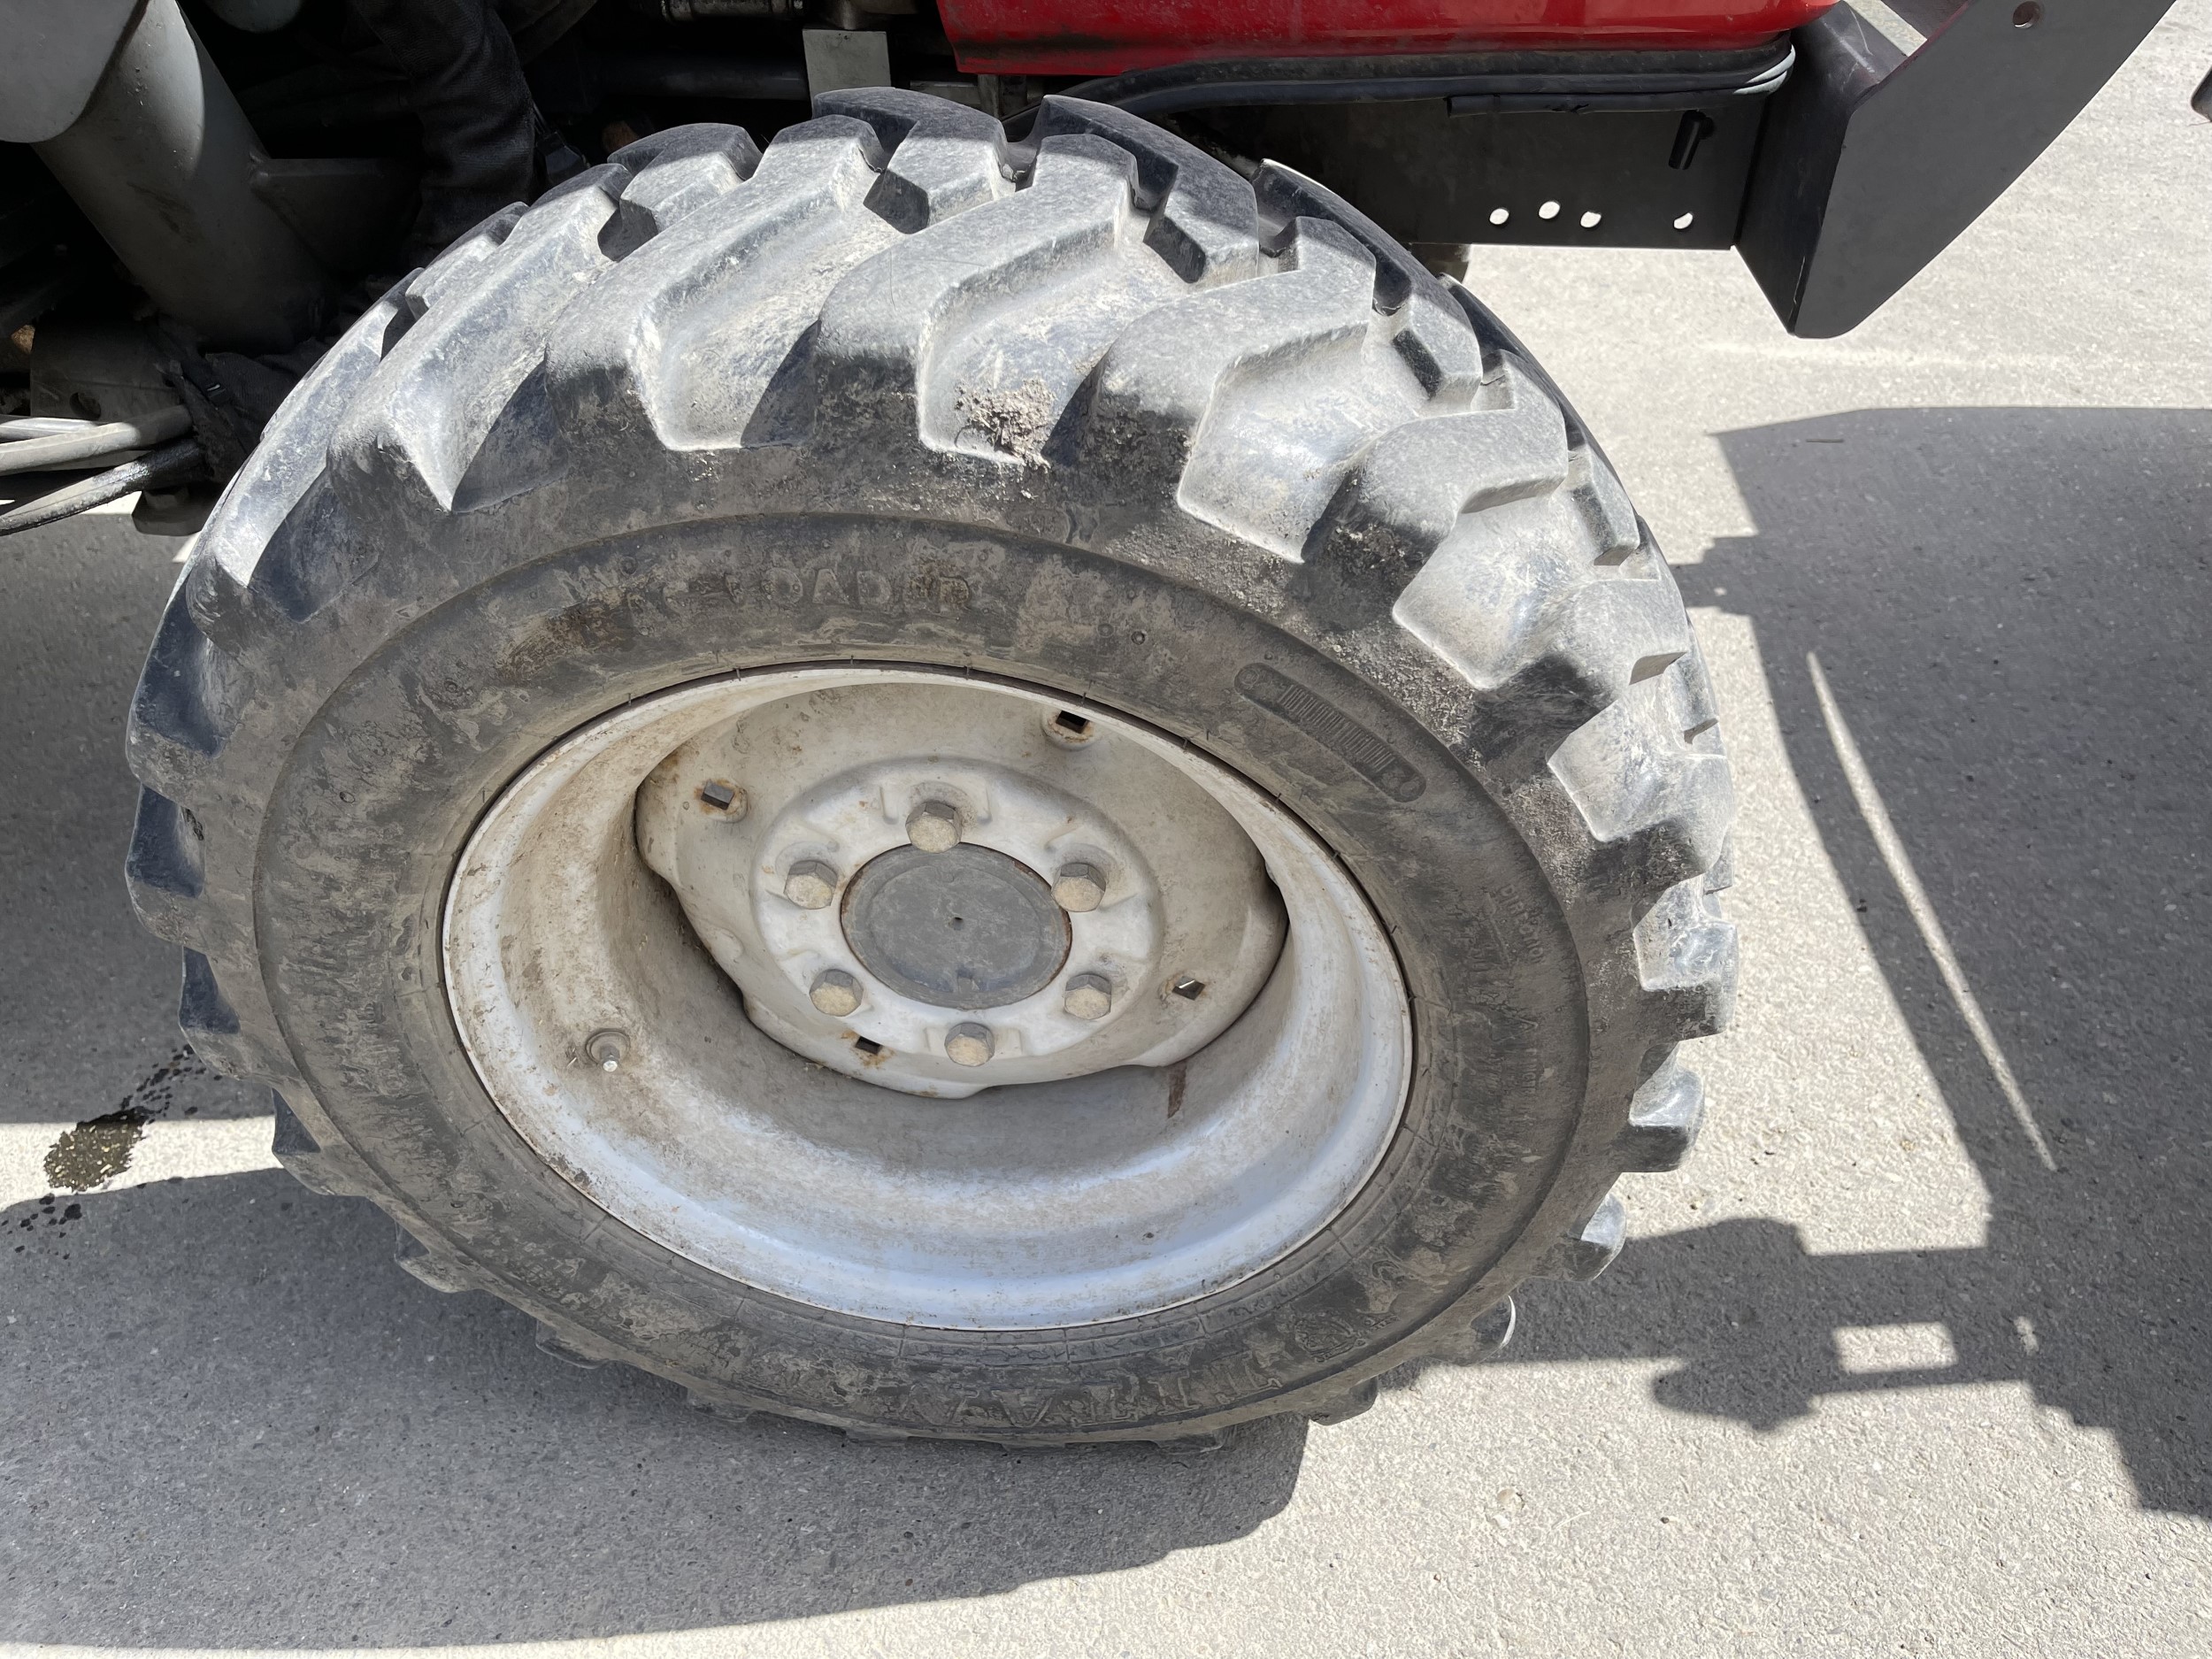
xmin=126 ymin=90 xmax=1734 ymax=1443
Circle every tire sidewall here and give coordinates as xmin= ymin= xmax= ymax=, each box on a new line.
xmin=259 ymin=507 xmax=1599 ymax=1439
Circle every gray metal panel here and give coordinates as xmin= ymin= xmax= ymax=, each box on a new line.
xmin=1740 ymin=0 xmax=2178 ymax=337
xmin=33 ymin=0 xmax=332 ymax=349
xmin=0 ymin=0 xmax=143 ymax=143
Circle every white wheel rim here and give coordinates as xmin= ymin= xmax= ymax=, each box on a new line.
xmin=442 ymin=667 xmax=1411 ymax=1330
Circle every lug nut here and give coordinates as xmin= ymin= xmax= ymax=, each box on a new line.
xmin=945 ymin=1022 xmax=995 ymax=1067
xmin=585 ymin=1029 xmax=629 ymax=1071
xmin=906 ymin=799 xmax=962 ymax=853
xmin=810 ymin=969 xmax=862 ymax=1018
xmin=1064 ymin=973 xmax=1113 ymax=1021
xmin=1052 ymin=861 xmax=1106 ymax=912
xmin=783 ymin=859 xmax=839 ymax=909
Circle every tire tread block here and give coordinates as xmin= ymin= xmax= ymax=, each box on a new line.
xmin=603 ymin=122 xmax=763 ymax=256
xmin=124 ymin=786 xmax=204 ymax=946
xmin=1616 ymin=1056 xmax=1707 ymax=1172
xmin=126 ymin=579 xmax=244 ymax=797
xmin=1077 ymin=217 xmax=1374 ymax=536
xmin=1308 ymin=361 xmax=1570 ymax=587
xmin=1539 ymin=1188 xmax=1626 ymax=1283
xmin=1032 ymin=96 xmax=1263 ymax=284
xmin=812 ymin=133 xmax=1140 ymax=450
xmin=816 ymin=88 xmax=1013 ymax=231
xmin=332 ymin=169 xmax=630 ymax=511
xmin=548 ymin=119 xmax=892 ymax=450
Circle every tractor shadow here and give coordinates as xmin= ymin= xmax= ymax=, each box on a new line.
xmin=0 ymin=512 xmax=1308 ymax=1647
xmin=0 ymin=1170 xmax=1306 ymax=1646
xmin=1493 ymin=405 xmax=2212 ymax=1517
xmin=4 ymin=407 xmax=2208 ymax=1646
xmin=0 ymin=516 xmax=272 ymax=1126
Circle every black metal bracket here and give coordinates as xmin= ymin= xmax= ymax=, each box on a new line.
xmin=1740 ymin=0 xmax=2179 ymax=337
xmin=1195 ymin=96 xmax=1770 ymax=250
xmin=1034 ymin=44 xmax=1801 ymax=254
xmin=1056 ymin=3 xmax=2178 ymax=335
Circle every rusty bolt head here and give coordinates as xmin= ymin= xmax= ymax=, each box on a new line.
xmin=784 ymin=859 xmax=839 ymax=910
xmin=1052 ymin=861 xmax=1106 ymax=913
xmin=810 ymin=969 xmax=862 ymax=1018
xmin=698 ymin=780 xmax=746 ymax=816
xmin=905 ymin=799 xmax=962 ymax=853
xmin=1064 ymin=973 xmax=1112 ymax=1021
xmin=944 ymin=1022 xmax=995 ymax=1067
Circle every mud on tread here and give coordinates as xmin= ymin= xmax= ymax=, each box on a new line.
xmin=124 ymin=88 xmax=1735 ymax=1442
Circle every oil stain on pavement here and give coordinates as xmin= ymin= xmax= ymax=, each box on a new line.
xmin=40 ymin=1044 xmax=208 ymax=1191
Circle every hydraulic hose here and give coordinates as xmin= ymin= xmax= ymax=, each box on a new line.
xmin=0 ymin=438 xmax=205 ymax=539
xmin=0 ymin=407 xmax=195 ymax=476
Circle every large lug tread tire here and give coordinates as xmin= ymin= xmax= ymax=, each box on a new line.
xmin=124 ymin=90 xmax=1734 ymax=1443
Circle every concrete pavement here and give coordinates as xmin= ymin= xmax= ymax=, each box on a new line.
xmin=2 ymin=11 xmax=2208 ymax=1654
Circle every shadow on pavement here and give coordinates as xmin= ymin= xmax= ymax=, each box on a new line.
xmin=0 ymin=515 xmax=268 ymax=1125
xmin=0 ymin=512 xmax=1300 ymax=1647
xmin=1502 ymin=406 xmax=2212 ymax=1517
xmin=6 ymin=407 xmax=2206 ymax=1645
xmin=0 ymin=1170 xmax=1304 ymax=1646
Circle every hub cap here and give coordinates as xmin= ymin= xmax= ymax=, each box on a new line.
xmin=841 ymin=844 xmax=1069 ymax=1011
xmin=443 ymin=667 xmax=1411 ymax=1329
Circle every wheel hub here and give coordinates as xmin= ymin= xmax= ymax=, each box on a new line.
xmin=442 ymin=667 xmax=1412 ymax=1328
xmin=635 ymin=677 xmax=1286 ymax=1097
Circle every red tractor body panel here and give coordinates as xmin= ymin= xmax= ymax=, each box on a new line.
xmin=941 ymin=0 xmax=1840 ymax=73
